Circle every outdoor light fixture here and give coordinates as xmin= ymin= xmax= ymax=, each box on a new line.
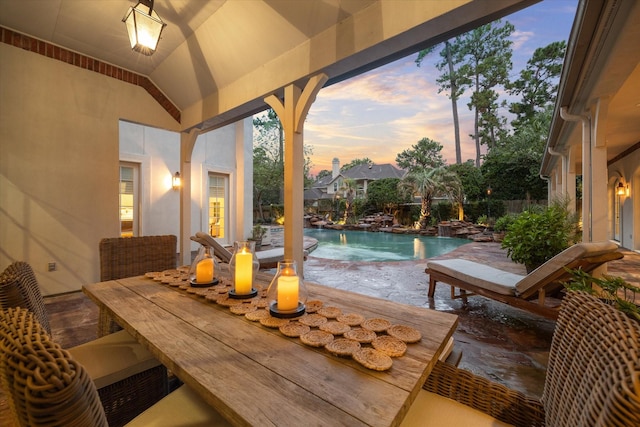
xmin=172 ymin=172 xmax=181 ymax=190
xmin=123 ymin=0 xmax=166 ymax=56
xmin=617 ymin=182 xmax=625 ymax=196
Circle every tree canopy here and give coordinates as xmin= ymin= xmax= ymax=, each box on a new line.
xmin=395 ymin=137 xmax=445 ymax=172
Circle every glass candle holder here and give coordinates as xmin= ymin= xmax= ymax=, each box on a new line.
xmin=229 ymin=241 xmax=259 ymax=298
xmin=189 ymin=245 xmax=218 ymax=287
xmin=267 ymin=260 xmax=307 ymax=318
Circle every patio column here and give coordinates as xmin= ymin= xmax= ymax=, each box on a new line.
xmin=566 ymin=145 xmax=577 ymax=214
xmin=590 ymin=98 xmax=609 ymax=242
xmin=266 ymin=73 xmax=328 ymax=277
xmin=179 ymin=128 xmax=200 ymax=266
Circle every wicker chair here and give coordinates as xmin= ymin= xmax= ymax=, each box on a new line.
xmin=1 ymin=308 xmax=231 ymax=427
xmin=0 ymin=262 xmax=168 ymax=427
xmin=401 ymin=291 xmax=640 ymax=427
xmin=98 ymin=235 xmax=177 ymax=335
xmin=0 ymin=307 xmax=108 ymax=427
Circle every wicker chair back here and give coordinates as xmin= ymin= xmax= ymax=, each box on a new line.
xmin=1 ymin=261 xmax=51 ymax=334
xmin=0 ymin=307 xmax=108 ymax=427
xmin=542 ymin=292 xmax=640 ymax=426
xmin=99 ymin=235 xmax=177 ymax=281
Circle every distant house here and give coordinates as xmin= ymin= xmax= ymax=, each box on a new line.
xmin=304 ymin=158 xmax=407 ymax=203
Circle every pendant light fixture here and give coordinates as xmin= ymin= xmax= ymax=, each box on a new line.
xmin=123 ymin=0 xmax=166 ymax=56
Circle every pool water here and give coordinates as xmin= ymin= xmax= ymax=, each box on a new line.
xmin=304 ymin=228 xmax=468 ymax=261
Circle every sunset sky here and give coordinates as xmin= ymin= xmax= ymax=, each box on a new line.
xmin=302 ymin=0 xmax=579 ymax=177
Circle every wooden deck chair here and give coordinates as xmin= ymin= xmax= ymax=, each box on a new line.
xmin=0 ymin=307 xmax=231 ymax=427
xmin=194 ymin=231 xmax=318 ymax=269
xmin=401 ymin=291 xmax=640 ymax=426
xmin=425 ymin=241 xmax=623 ymax=319
xmin=0 ymin=262 xmax=168 ymax=427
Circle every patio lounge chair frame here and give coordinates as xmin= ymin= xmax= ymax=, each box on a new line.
xmin=425 ymin=241 xmax=623 ymax=319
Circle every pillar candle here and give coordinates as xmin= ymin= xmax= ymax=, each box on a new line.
xmin=235 ymin=250 xmax=253 ymax=294
xmin=196 ymin=258 xmax=214 ymax=283
xmin=277 ymin=275 xmax=299 ymax=311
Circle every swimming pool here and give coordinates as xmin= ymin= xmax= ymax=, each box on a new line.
xmin=304 ymin=228 xmax=468 ymax=261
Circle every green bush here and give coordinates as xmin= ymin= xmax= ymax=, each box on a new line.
xmin=493 ymin=213 xmax=519 ymax=233
xmin=501 ymin=200 xmax=579 ymax=272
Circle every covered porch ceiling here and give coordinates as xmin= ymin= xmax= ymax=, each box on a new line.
xmin=0 ymin=0 xmax=538 ymax=132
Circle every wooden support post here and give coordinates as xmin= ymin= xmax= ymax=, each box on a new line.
xmin=265 ymin=73 xmax=328 ymax=277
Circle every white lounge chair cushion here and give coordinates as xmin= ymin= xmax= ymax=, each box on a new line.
xmin=125 ymin=384 xmax=232 ymax=426
xmin=514 ymin=241 xmax=619 ymax=295
xmin=69 ymin=329 xmax=160 ymax=389
xmin=401 ymin=389 xmax=514 ymax=427
xmin=427 ymin=259 xmax=524 ymax=296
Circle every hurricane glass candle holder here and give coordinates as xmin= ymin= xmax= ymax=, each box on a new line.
xmin=189 ymin=245 xmax=218 ymax=287
xmin=267 ymin=260 xmax=307 ymax=318
xmin=229 ymin=240 xmax=259 ymax=298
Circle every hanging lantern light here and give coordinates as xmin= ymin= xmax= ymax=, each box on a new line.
xmin=122 ymin=0 xmax=166 ymax=56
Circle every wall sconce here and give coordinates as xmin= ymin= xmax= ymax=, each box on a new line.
xmin=122 ymin=0 xmax=166 ymax=56
xmin=172 ymin=172 xmax=181 ymax=190
xmin=617 ymin=182 xmax=625 ymax=196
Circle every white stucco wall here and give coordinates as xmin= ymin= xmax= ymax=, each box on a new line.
xmin=609 ymin=150 xmax=639 ymax=251
xmin=119 ymin=118 xmax=253 ymax=256
xmin=0 ymin=43 xmax=177 ymax=295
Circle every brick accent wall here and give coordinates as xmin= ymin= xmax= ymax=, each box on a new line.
xmin=1 ymin=26 xmax=181 ymax=123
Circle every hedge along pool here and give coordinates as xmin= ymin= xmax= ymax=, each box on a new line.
xmin=304 ymin=228 xmax=469 ymax=262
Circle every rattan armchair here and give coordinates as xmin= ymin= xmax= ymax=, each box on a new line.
xmin=0 ymin=262 xmax=168 ymax=427
xmin=402 ymin=291 xmax=640 ymax=426
xmin=98 ymin=235 xmax=177 ymax=335
xmin=1 ymin=308 xmax=231 ymax=427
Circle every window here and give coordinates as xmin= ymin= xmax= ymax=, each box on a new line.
xmin=119 ymin=163 xmax=139 ymax=237
xmin=209 ymin=174 xmax=228 ymax=239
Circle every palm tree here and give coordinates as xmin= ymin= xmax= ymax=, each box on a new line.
xmin=399 ymin=167 xmax=462 ymax=228
xmin=340 ymin=178 xmax=358 ymax=224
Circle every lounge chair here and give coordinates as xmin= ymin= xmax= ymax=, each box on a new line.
xmin=425 ymin=241 xmax=623 ymax=319
xmin=193 ymin=231 xmax=318 ymax=269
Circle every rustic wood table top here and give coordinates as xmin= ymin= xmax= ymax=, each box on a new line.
xmin=83 ymin=272 xmax=458 ymax=427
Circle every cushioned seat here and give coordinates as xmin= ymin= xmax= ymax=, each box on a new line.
xmin=125 ymin=385 xmax=232 ymax=427
xmin=401 ymin=390 xmax=513 ymax=427
xmin=426 ymin=241 xmax=623 ymax=318
xmin=426 ymin=259 xmax=523 ymax=296
xmin=68 ymin=329 xmax=161 ymax=390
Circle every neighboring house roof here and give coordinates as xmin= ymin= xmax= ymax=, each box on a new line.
xmin=303 ymin=188 xmax=326 ymax=201
xmin=342 ymin=163 xmax=407 ymax=181
xmin=305 ymin=163 xmax=406 ymax=200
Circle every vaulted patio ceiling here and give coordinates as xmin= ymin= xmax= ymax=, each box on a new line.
xmin=0 ymin=0 xmax=538 ymax=132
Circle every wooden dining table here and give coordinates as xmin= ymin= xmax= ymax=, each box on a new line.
xmin=83 ymin=271 xmax=458 ymax=427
